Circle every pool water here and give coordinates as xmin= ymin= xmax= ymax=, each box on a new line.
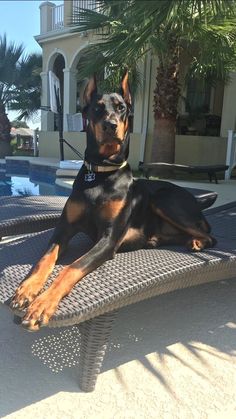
xmin=0 ymin=173 xmax=69 ymax=197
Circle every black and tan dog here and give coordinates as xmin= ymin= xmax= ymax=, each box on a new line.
xmin=11 ymin=72 xmax=216 ymax=331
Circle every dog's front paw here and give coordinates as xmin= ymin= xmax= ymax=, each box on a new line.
xmin=21 ymin=292 xmax=59 ymax=331
xmin=10 ymin=279 xmax=41 ymax=312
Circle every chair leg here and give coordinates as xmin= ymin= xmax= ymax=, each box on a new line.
xmin=78 ymin=311 xmax=117 ymax=392
xmin=208 ymin=172 xmax=212 ymax=182
xmin=214 ymin=172 xmax=218 ymax=184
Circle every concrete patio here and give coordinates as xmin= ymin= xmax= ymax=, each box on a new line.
xmin=0 ymin=179 xmax=236 ymax=419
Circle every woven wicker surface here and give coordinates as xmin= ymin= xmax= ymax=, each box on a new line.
xmin=0 ymin=202 xmax=235 ymax=328
xmin=0 ymin=195 xmax=67 ymax=236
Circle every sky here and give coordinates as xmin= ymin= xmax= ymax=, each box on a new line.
xmin=0 ymin=0 xmax=63 ymax=128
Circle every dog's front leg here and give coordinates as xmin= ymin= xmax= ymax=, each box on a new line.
xmin=10 ymin=220 xmax=77 ymax=312
xmin=20 ymin=234 xmax=121 ymax=331
xmin=10 ymin=242 xmax=61 ymax=312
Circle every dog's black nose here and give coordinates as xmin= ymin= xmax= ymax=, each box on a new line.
xmin=103 ymin=120 xmax=117 ymax=132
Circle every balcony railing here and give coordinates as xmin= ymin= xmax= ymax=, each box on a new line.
xmin=72 ymin=0 xmax=98 ymax=23
xmin=40 ymin=0 xmax=99 ymax=34
xmin=52 ymin=4 xmax=64 ymax=30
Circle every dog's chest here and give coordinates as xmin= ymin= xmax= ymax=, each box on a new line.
xmin=83 ymin=183 xmax=107 ymax=206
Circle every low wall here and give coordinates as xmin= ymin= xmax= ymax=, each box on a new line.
xmin=38 ymin=132 xmax=87 ymax=161
xmin=144 ymin=134 xmax=228 ymax=165
xmin=175 ymin=135 xmax=227 ymax=165
xmin=38 ymin=131 xmax=141 ymax=170
xmin=39 ymin=131 xmax=227 ymax=169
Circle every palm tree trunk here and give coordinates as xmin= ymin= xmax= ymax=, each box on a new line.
xmin=0 ymin=104 xmax=12 ymax=158
xmin=151 ymin=39 xmax=180 ymax=163
xmin=152 ymin=118 xmax=176 ymax=163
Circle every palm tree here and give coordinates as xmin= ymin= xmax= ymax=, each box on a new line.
xmin=72 ymin=0 xmax=236 ymax=163
xmin=0 ymin=34 xmax=42 ymax=158
xmin=10 ymin=53 xmax=42 ymax=121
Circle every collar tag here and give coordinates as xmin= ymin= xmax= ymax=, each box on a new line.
xmin=84 ymin=172 xmax=96 ymax=182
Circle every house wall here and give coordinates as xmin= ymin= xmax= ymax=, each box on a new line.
xmin=38 ymin=30 xmax=98 ymax=132
xmin=220 ymin=72 xmax=236 ymax=137
xmin=41 ymin=33 xmax=93 ymax=72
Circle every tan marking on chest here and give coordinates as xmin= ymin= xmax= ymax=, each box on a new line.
xmin=66 ymin=200 xmax=85 ymax=223
xmin=100 ymin=199 xmax=126 ymax=220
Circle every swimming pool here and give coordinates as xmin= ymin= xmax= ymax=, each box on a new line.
xmin=0 ymin=173 xmax=70 ymax=197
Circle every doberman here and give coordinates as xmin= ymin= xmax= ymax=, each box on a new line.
xmin=10 ymin=71 xmax=216 ymax=331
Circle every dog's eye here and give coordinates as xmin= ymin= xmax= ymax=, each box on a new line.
xmin=117 ymin=103 xmax=125 ymax=112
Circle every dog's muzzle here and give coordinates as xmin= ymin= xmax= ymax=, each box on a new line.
xmin=102 ymin=120 xmax=117 ymax=133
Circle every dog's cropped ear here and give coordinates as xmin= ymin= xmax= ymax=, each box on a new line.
xmin=83 ymin=75 xmax=97 ymax=106
xmin=120 ymin=70 xmax=131 ymax=106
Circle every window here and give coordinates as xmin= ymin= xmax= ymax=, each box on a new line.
xmin=186 ymin=78 xmax=211 ymax=113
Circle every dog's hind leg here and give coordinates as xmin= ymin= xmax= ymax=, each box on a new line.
xmin=150 ymin=186 xmax=217 ymax=251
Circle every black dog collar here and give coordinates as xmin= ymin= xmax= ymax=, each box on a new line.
xmin=84 ymin=160 xmax=127 ymax=173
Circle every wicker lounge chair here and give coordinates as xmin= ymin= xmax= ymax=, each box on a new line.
xmin=0 ymin=195 xmax=67 ymax=239
xmin=0 ymin=202 xmax=235 ymax=392
xmin=0 ymin=188 xmax=216 ymax=239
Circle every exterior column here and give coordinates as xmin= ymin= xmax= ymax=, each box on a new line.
xmin=139 ymin=53 xmax=152 ymax=162
xmin=64 ymin=0 xmax=73 ymax=27
xmin=63 ymin=68 xmax=77 ymax=132
xmin=39 ymin=1 xmax=55 ymax=34
xmin=132 ymin=62 xmax=144 ymax=135
xmin=40 ymin=71 xmax=54 ymax=131
xmin=220 ymin=72 xmax=236 ymax=137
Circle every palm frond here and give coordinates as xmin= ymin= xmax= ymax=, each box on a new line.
xmin=0 ymin=34 xmax=42 ymax=118
xmin=71 ymin=0 xmax=236 ymax=103
xmin=0 ymin=34 xmax=24 ymax=81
